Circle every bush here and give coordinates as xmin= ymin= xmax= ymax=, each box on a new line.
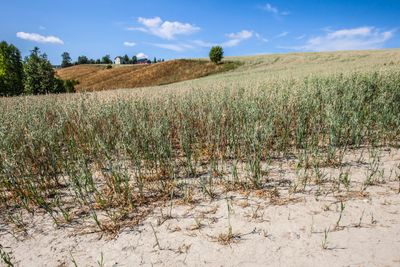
xmin=106 ymin=64 xmax=112 ymax=69
xmin=209 ymin=46 xmax=224 ymax=64
xmin=63 ymin=79 xmax=78 ymax=93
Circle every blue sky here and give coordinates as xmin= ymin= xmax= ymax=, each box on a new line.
xmin=1 ymin=0 xmax=399 ymax=64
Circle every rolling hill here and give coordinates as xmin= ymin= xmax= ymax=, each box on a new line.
xmin=56 ymin=59 xmax=238 ymax=92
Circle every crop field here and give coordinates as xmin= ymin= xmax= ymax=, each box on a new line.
xmin=1 ymin=49 xmax=400 ymax=266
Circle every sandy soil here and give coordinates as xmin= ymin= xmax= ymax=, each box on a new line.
xmin=1 ymin=148 xmax=400 ymax=267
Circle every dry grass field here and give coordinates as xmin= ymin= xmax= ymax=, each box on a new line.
xmin=56 ymin=60 xmax=238 ymax=92
xmin=1 ymin=49 xmax=400 ymax=266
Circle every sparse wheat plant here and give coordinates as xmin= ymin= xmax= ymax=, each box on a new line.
xmin=335 ymin=201 xmax=346 ymax=230
xmin=0 ymin=244 xmax=14 ymax=267
xmin=321 ymin=227 xmax=330 ymax=250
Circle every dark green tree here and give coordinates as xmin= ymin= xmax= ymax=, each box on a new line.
xmin=77 ymin=55 xmax=89 ymax=65
xmin=209 ymin=46 xmax=224 ymax=64
xmin=122 ymin=54 xmax=130 ymax=64
xmin=24 ymin=47 xmax=53 ymax=94
xmin=153 ymin=57 xmax=157 ymax=63
xmin=101 ymin=55 xmax=112 ymax=64
xmin=0 ymin=41 xmax=24 ymax=96
xmin=23 ymin=47 xmax=67 ymax=94
xmin=131 ymin=55 xmax=137 ymax=64
xmin=61 ymin=52 xmax=72 ymax=68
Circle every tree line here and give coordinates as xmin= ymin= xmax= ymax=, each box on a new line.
xmin=61 ymin=52 xmax=165 ymax=68
xmin=61 ymin=53 xmax=113 ymax=67
xmin=0 ymin=41 xmax=76 ymax=97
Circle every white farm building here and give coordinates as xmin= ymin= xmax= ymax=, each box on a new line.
xmin=114 ymin=56 xmax=122 ymax=65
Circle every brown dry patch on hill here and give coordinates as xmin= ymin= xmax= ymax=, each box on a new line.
xmin=56 ymin=59 xmax=238 ymax=92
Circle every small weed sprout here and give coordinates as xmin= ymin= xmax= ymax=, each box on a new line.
xmin=97 ymin=252 xmax=105 ymax=267
xmin=356 ymin=209 xmax=365 ymax=228
xmin=217 ymin=197 xmax=240 ymax=245
xmin=0 ymin=244 xmax=14 ymax=267
xmin=338 ymin=169 xmax=351 ymax=191
xmin=321 ymin=227 xmax=330 ymax=250
xmin=70 ymin=251 xmax=79 ymax=267
xmin=150 ymin=223 xmax=162 ymax=250
xmin=335 ymin=201 xmax=345 ymax=230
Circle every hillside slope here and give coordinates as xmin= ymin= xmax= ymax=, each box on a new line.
xmin=56 ymin=59 xmax=237 ymax=92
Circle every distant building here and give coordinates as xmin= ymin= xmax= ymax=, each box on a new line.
xmin=114 ymin=56 xmax=122 ymax=65
xmin=137 ymin=58 xmax=151 ymax=64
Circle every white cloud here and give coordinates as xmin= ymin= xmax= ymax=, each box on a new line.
xmin=192 ymin=40 xmax=215 ymax=48
xmin=191 ymin=30 xmax=266 ymax=50
xmin=255 ymin=33 xmax=269 ymax=43
xmin=136 ymin=52 xmax=148 ymax=59
xmin=222 ymin=39 xmax=242 ymax=48
xmin=298 ymin=27 xmax=394 ymax=51
xmin=261 ymin=3 xmax=290 ymax=16
xmin=329 ymin=27 xmax=373 ymax=38
xmin=223 ymin=30 xmax=253 ymax=47
xmin=130 ymin=17 xmax=200 ymax=40
xmin=126 ymin=26 xmax=147 ymax=32
xmin=295 ymin=34 xmax=306 ymax=40
xmin=191 ymin=30 xmax=265 ymax=49
xmin=16 ymin=32 xmax=64 ymax=45
xmin=263 ymin=3 xmax=278 ymax=14
xmin=275 ymin=31 xmax=289 ymax=38
xmin=123 ymin=41 xmax=136 ymax=47
xmin=152 ymin=43 xmax=194 ymax=52
xmin=226 ymin=30 xmax=253 ymax=40
xmin=138 ymin=17 xmax=162 ymax=28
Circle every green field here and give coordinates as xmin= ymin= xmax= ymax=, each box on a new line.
xmin=1 ymin=49 xmax=400 ymax=233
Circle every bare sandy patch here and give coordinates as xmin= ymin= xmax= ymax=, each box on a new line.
xmin=1 ymin=148 xmax=400 ymax=266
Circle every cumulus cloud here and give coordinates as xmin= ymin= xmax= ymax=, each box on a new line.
xmin=136 ymin=52 xmax=148 ymax=59
xmin=261 ymin=3 xmax=290 ymax=16
xmin=298 ymin=27 xmax=394 ymax=51
xmin=123 ymin=41 xmax=136 ymax=47
xmin=138 ymin=17 xmax=162 ymax=28
xmin=128 ymin=17 xmax=200 ymax=40
xmin=223 ymin=30 xmax=253 ymax=47
xmin=16 ymin=32 xmax=64 ymax=45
